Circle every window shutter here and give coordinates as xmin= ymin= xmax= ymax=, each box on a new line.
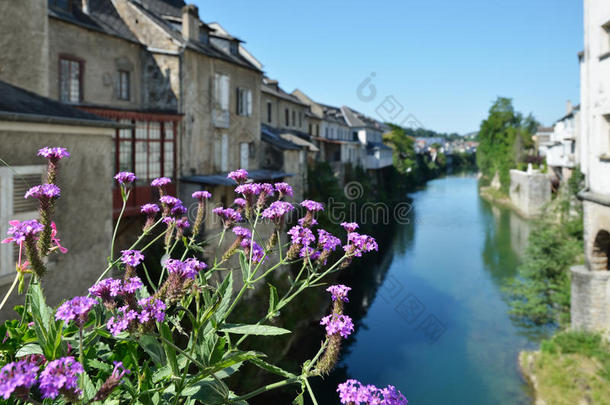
xmin=0 ymin=165 xmax=45 ymax=279
xmin=236 ymin=87 xmax=241 ymax=115
xmin=247 ymin=90 xmax=252 ymax=116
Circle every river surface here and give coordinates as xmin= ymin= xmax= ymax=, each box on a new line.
xmin=313 ymin=174 xmax=549 ymax=404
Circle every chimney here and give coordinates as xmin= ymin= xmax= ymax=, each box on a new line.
xmin=81 ymin=0 xmax=89 ymax=14
xmin=182 ymin=4 xmax=199 ymax=41
xmin=566 ymin=100 xmax=573 ymax=115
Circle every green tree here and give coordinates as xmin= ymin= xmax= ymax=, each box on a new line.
xmin=476 ymin=97 xmax=538 ymax=193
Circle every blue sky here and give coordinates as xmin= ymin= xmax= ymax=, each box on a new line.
xmin=194 ymin=0 xmax=583 ymax=134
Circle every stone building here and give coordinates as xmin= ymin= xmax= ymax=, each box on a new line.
xmin=292 ymin=89 xmax=365 ymax=183
xmin=545 ymin=102 xmax=580 ymax=183
xmin=341 ymin=106 xmax=393 ymax=171
xmin=571 ymin=0 xmax=610 ymax=335
xmin=0 ymin=80 xmax=120 ymax=318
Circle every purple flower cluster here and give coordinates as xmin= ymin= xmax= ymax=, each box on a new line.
xmin=299 ymin=246 xmax=320 ymax=260
xmin=55 ymin=296 xmax=97 ymax=325
xmin=120 ymin=250 xmax=144 ymax=267
xmin=150 ymin=177 xmax=171 ymax=187
xmin=344 ymin=232 xmax=378 ymax=257
xmin=232 ymin=226 xmax=252 ymax=239
xmin=166 ymin=258 xmax=207 ymax=280
xmin=317 ymin=230 xmax=341 ymax=252
xmin=235 ymin=183 xmax=261 ymax=196
xmin=160 ymin=195 xmax=181 ymax=208
xmin=341 ymin=222 xmax=359 ymax=232
xmin=24 ymin=184 xmax=61 ymax=199
xmin=0 ymin=358 xmax=39 ymax=399
xmin=320 ymin=313 xmax=354 ymax=338
xmin=89 ymin=277 xmax=142 ymax=302
xmin=213 ymin=207 xmax=242 ymax=227
xmin=114 ymin=171 xmax=136 ymax=184
xmin=274 ymin=182 xmax=293 ymax=198
xmin=2 ymin=220 xmax=44 ymax=244
xmin=287 ymin=225 xmax=315 ymax=246
xmin=92 ymin=361 xmax=130 ymax=402
xmin=38 ymin=147 xmax=70 ymax=161
xmin=241 ymin=239 xmax=265 ymax=263
xmin=233 ymin=198 xmax=246 ymax=207
xmin=301 ymin=200 xmax=324 ymax=212
xmin=192 ymin=190 xmax=212 ymax=201
xmin=38 ymin=357 xmax=84 ymax=400
xmin=106 ymin=306 xmax=138 ymax=336
xmin=261 ymin=201 xmax=294 ymax=221
xmin=228 ymin=169 xmax=249 ymax=183
xmin=326 ymin=285 xmax=351 ymax=303
xmin=337 ymin=379 xmax=408 ymax=405
xmin=123 ymin=277 xmax=143 ymax=294
xmin=137 ymin=297 xmax=167 ymax=323
xmin=141 ymin=204 xmax=160 ymax=215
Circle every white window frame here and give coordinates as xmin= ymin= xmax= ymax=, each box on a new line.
xmin=213 ymin=73 xmax=230 ymax=128
xmin=221 ymin=134 xmax=229 ymax=172
xmin=236 ymin=87 xmax=252 ymax=117
xmin=0 ymin=165 xmax=46 ymax=281
xmin=240 ymin=142 xmax=249 ymax=169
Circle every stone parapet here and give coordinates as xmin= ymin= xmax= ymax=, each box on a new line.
xmin=570 ymin=265 xmax=610 ymax=337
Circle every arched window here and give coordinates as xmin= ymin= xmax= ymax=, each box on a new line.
xmin=592 ymin=230 xmax=610 ymax=270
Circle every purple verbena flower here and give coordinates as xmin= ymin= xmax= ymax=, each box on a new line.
xmin=2 ymin=220 xmax=44 ymax=244
xmin=341 ymin=222 xmax=359 ymax=233
xmin=274 ymin=182 xmax=293 ymax=198
xmin=300 ymin=200 xmax=324 ymax=212
xmin=235 ymin=183 xmax=261 ymax=196
xmin=287 ymin=225 xmax=315 ymax=246
xmin=232 ymin=226 xmax=252 ymax=239
xmin=123 ymin=277 xmax=143 ymax=294
xmin=38 ymin=147 xmax=70 ymax=161
xmin=159 ymin=195 xmax=181 ymax=208
xmin=138 ymin=297 xmax=166 ymax=323
xmin=228 ymin=169 xmax=249 ymax=183
xmin=38 ymin=356 xmax=83 ymax=400
xmin=150 ymin=177 xmax=171 ymax=187
xmin=326 ymin=285 xmax=351 ymax=302
xmin=320 ymin=313 xmax=354 ymax=338
xmin=317 ymin=229 xmax=341 ymax=251
xmin=0 ymin=358 xmax=39 ymax=400
xmin=92 ymin=361 xmax=130 ymax=402
xmin=213 ymin=207 xmax=242 ymax=226
xmin=337 ymin=380 xmax=408 ymax=405
xmin=261 ymin=201 xmax=294 ymax=221
xmin=120 ymin=250 xmax=144 ymax=267
xmin=170 ymin=204 xmax=187 ymax=216
xmin=192 ymin=191 xmax=212 ymax=201
xmin=344 ymin=232 xmax=378 ymax=257
xmin=114 ymin=172 xmax=136 ymax=185
xmin=55 ymin=296 xmax=97 ymax=326
xmin=141 ymin=204 xmax=160 ymax=215
xmin=106 ymin=306 xmax=138 ymax=336
xmin=299 ymin=246 xmax=320 ymax=260
xmin=298 ymin=217 xmax=318 ymax=227
xmin=241 ymin=239 xmax=265 ymax=263
xmin=89 ymin=278 xmax=123 ymax=299
xmin=233 ymin=198 xmax=247 ymax=207
xmin=175 ymin=217 xmax=189 ymax=230
xmin=24 ymin=184 xmax=61 ymax=199
xmin=166 ymin=258 xmax=206 ymax=280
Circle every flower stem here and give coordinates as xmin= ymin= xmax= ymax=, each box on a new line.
xmin=0 ymin=273 xmax=19 ymax=312
xmin=304 ymin=377 xmax=319 ymax=405
xmin=232 ymin=378 xmax=300 ymax=401
xmin=109 ymin=189 xmax=130 ymax=263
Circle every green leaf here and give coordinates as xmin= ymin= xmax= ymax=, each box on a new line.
xmin=219 ymin=323 xmax=291 ymax=336
xmin=159 ymin=323 xmax=179 ymax=374
xmin=214 ymin=272 xmax=233 ymax=323
xmin=268 ymin=284 xmax=279 ymax=316
xmin=182 ymin=378 xmax=229 ymax=404
xmin=239 ymin=252 xmax=249 ymax=284
xmin=80 ymin=372 xmax=97 ymax=401
xmin=152 ymin=365 xmax=172 ymax=383
xmin=201 ymin=351 xmax=261 ymax=377
xmin=249 ymin=357 xmax=297 ymax=379
xmin=213 ymin=361 xmax=242 ymax=379
xmin=139 ymin=335 xmax=166 ymax=367
xmin=15 ymin=343 xmax=43 ymax=357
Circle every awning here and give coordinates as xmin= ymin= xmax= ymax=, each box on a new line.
xmin=181 ymin=169 xmax=294 ymax=186
xmin=279 ymin=132 xmax=319 ymax=152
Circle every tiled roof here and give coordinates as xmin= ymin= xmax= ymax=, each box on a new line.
xmin=262 ymin=78 xmax=308 ymax=107
xmin=261 ymin=124 xmax=302 ymax=151
xmin=0 ymin=80 xmax=123 ymax=128
xmin=133 ymin=0 xmax=261 ymax=72
xmin=341 ymin=106 xmax=385 ymax=131
xmin=181 ymin=169 xmax=293 ymax=186
xmin=48 ymin=0 xmax=140 ymax=43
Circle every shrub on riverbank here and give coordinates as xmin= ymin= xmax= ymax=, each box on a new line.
xmin=520 ymin=331 xmax=610 ymax=405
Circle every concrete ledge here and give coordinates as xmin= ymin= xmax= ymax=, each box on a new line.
xmin=570 ymin=265 xmax=610 ymax=337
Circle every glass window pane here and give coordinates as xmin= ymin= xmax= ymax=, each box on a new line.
xmin=165 ymin=122 xmax=174 ymax=140
xmin=69 ymin=61 xmax=80 ymax=102
xmin=119 ymin=141 xmax=133 ymax=172
xmin=149 ymin=122 xmax=161 ymax=140
xmin=60 ymin=60 xmax=69 ymax=102
xmin=136 ymin=121 xmax=147 ymax=139
xmin=135 ymin=141 xmax=148 ymax=180
xmin=119 ymin=119 xmax=132 ymax=139
xmin=164 ymin=142 xmax=174 ymax=177
xmin=149 ymin=142 xmax=161 ymax=179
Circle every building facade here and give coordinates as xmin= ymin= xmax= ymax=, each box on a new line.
xmin=341 ymin=106 xmax=393 ymax=171
xmin=545 ymin=103 xmax=580 ymax=183
xmin=571 ymin=0 xmax=610 ymax=335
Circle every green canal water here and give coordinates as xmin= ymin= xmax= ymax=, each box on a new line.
xmin=312 ymin=174 xmax=550 ymax=404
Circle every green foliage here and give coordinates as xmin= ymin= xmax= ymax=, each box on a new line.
xmin=476 ymin=97 xmax=539 ymax=193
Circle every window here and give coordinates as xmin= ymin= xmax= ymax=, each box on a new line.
xmin=215 ymin=134 xmax=229 ymax=172
xmin=118 ymin=70 xmax=130 ymax=101
xmin=267 ymin=101 xmax=272 ymax=124
xmin=285 ymin=108 xmax=289 ymax=126
xmin=213 ymin=73 xmax=230 ymax=127
xmin=236 ymin=87 xmax=252 ymax=116
xmin=292 ymin=110 xmax=296 ymax=127
xmin=59 ymin=57 xmax=83 ymax=103
xmin=299 ymin=112 xmax=303 ymax=128
xmin=316 ymin=124 xmax=319 ymax=136
xmin=240 ymin=142 xmax=249 ymax=169
xmin=0 ymin=165 xmax=45 ymax=278
xmin=114 ymin=119 xmax=177 ymax=184
xmin=309 ymin=123 xmax=312 ymax=135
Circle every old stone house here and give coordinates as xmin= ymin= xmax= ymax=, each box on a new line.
xmin=292 ymin=89 xmax=365 ymax=183
xmin=571 ymin=0 xmax=610 ymax=336
xmin=0 ymin=80 xmax=120 ymax=318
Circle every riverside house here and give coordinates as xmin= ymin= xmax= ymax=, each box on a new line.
xmin=292 ymin=89 xmax=365 ymax=183
xmin=570 ymin=0 xmax=610 ymax=336
xmin=545 ymin=102 xmax=580 ymax=183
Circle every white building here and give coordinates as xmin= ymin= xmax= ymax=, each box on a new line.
xmin=545 ymin=102 xmax=580 ymax=182
xmin=570 ymin=0 xmax=610 ymax=336
xmin=340 ymin=106 xmax=393 ymax=170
